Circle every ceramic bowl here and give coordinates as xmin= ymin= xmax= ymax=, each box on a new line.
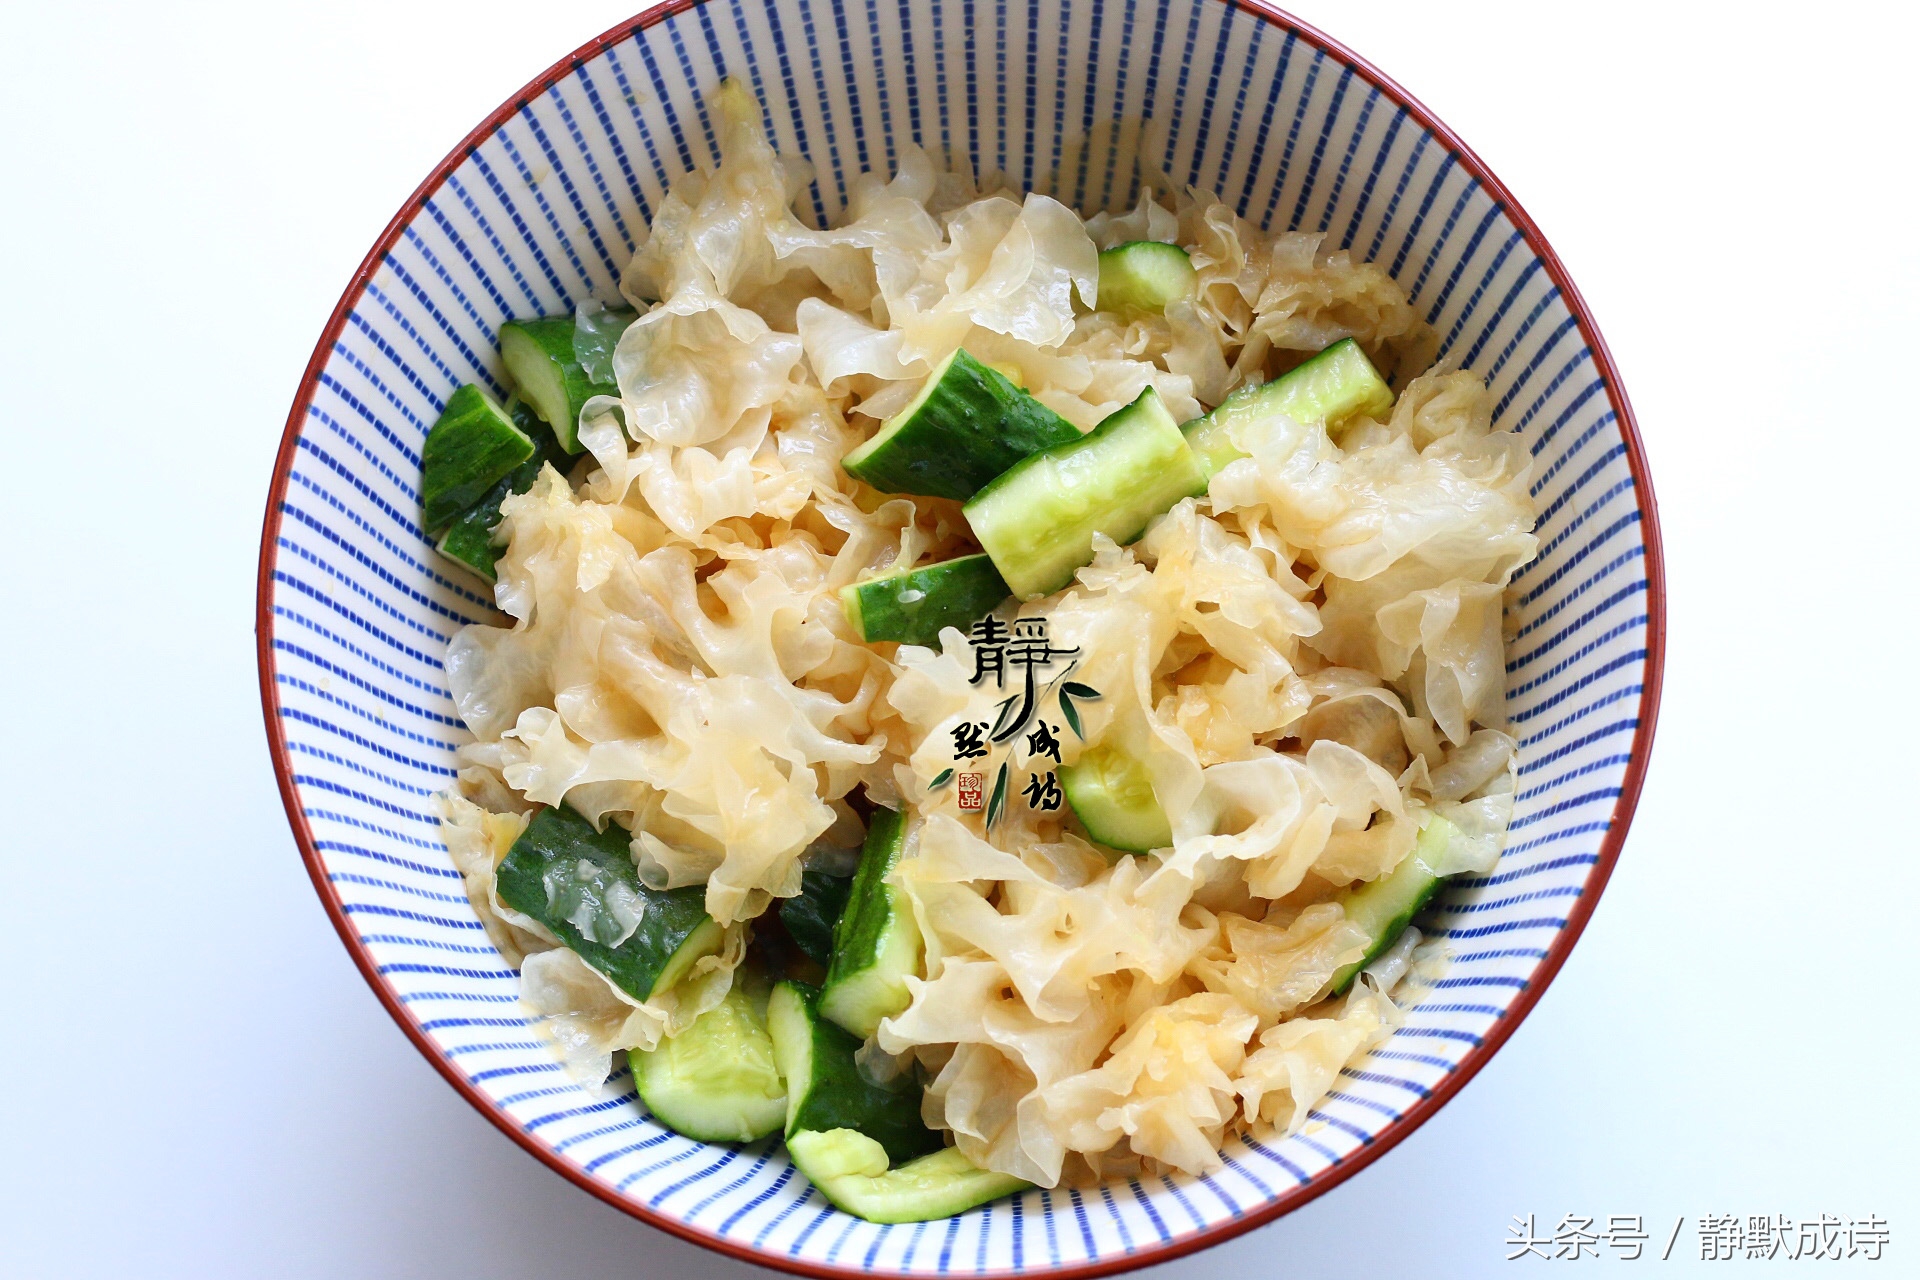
xmin=257 ymin=2 xmax=1665 ymax=1273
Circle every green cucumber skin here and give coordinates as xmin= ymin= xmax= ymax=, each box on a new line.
xmin=785 ymin=1130 xmax=1030 ymax=1224
xmin=819 ymin=809 xmax=922 ymax=1039
xmin=1328 ymin=816 xmax=1457 ymax=996
xmin=434 ymin=402 xmax=568 ymax=582
xmin=494 ymin=803 xmax=718 ymax=1003
xmin=633 ymin=986 xmax=787 ymax=1143
xmin=1184 ymin=338 xmax=1395 ymax=477
xmin=500 ymin=317 xmax=615 ymax=454
xmin=1058 ymin=747 xmax=1171 ymax=854
xmin=842 ymin=555 xmax=1011 ymax=648
xmin=1097 ymin=241 xmax=1197 ymax=315
xmin=963 ymin=387 xmax=1209 ymax=600
xmin=421 ymin=385 xmax=535 ymax=535
xmin=842 ymin=349 xmax=1082 ymax=501
xmin=770 ymin=982 xmax=943 ymax=1167
xmin=781 ymin=870 xmax=854 ymax=969
xmin=825 ymin=808 xmax=908 ymax=979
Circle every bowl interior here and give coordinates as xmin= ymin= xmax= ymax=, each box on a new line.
xmin=259 ymin=0 xmax=1660 ymax=1273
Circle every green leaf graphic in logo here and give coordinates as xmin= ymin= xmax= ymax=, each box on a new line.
xmin=1057 ymin=679 xmax=1100 ymax=739
xmin=1059 ymin=693 xmax=1083 ymax=740
xmin=986 ymin=762 xmax=1010 ymax=827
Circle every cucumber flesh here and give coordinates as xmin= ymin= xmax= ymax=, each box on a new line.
xmin=842 ymin=348 xmax=1082 ymax=501
xmin=421 ymin=385 xmax=535 ymax=535
xmin=1328 ymin=814 xmax=1460 ymax=995
xmin=501 ymin=316 xmax=615 ymax=454
xmin=963 ymin=386 xmax=1209 ymax=600
xmin=768 ymin=981 xmax=942 ymax=1166
xmin=781 ymin=869 xmax=854 ymax=969
xmin=786 ymin=1129 xmax=1030 ymax=1224
xmin=570 ymin=301 xmax=639 ymax=384
xmin=819 ymin=809 xmax=922 ymax=1040
xmin=434 ymin=401 xmax=567 ymax=582
xmin=633 ymin=985 xmax=787 ymax=1142
xmin=1059 ymin=745 xmax=1171 ymax=853
xmin=1183 ymin=338 xmax=1395 ymax=477
xmin=1097 ymin=241 xmax=1196 ymax=315
xmin=494 ymin=803 xmax=723 ymax=1003
xmin=841 ymin=554 xmax=1011 ymax=648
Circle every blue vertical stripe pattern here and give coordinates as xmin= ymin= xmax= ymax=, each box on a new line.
xmin=261 ymin=0 xmax=1657 ymax=1272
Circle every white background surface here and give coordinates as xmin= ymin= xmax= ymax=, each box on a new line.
xmin=2 ymin=0 xmax=1915 ymax=1274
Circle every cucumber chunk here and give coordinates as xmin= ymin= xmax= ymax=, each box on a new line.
xmin=963 ymin=386 xmax=1209 ymax=600
xmin=1328 ymin=814 xmax=1461 ymax=995
xmin=768 ymin=981 xmax=942 ymax=1166
xmin=1183 ymin=337 xmax=1395 ymax=478
xmin=633 ymin=984 xmax=787 ymax=1142
xmin=842 ymin=348 xmax=1082 ymax=501
xmin=786 ymin=1129 xmax=1030 ymax=1224
xmin=501 ymin=316 xmax=617 ymax=454
xmin=841 ymin=554 xmax=1011 ymax=648
xmin=1096 ymin=241 xmax=1196 ymax=315
xmin=421 ymin=385 xmax=535 ymax=535
xmin=819 ymin=808 xmax=922 ymax=1039
xmin=434 ymin=401 xmax=567 ymax=583
xmin=494 ymin=803 xmax=724 ymax=1003
xmin=781 ymin=869 xmax=854 ymax=969
xmin=1059 ymin=745 xmax=1172 ymax=853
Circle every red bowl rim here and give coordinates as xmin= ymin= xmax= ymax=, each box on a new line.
xmin=255 ymin=2 xmax=1667 ymax=1274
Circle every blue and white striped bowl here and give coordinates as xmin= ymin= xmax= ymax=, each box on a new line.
xmin=256 ymin=2 xmax=1665 ymax=1273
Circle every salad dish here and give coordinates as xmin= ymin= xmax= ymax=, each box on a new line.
xmin=425 ymin=82 xmax=1539 ymax=1221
